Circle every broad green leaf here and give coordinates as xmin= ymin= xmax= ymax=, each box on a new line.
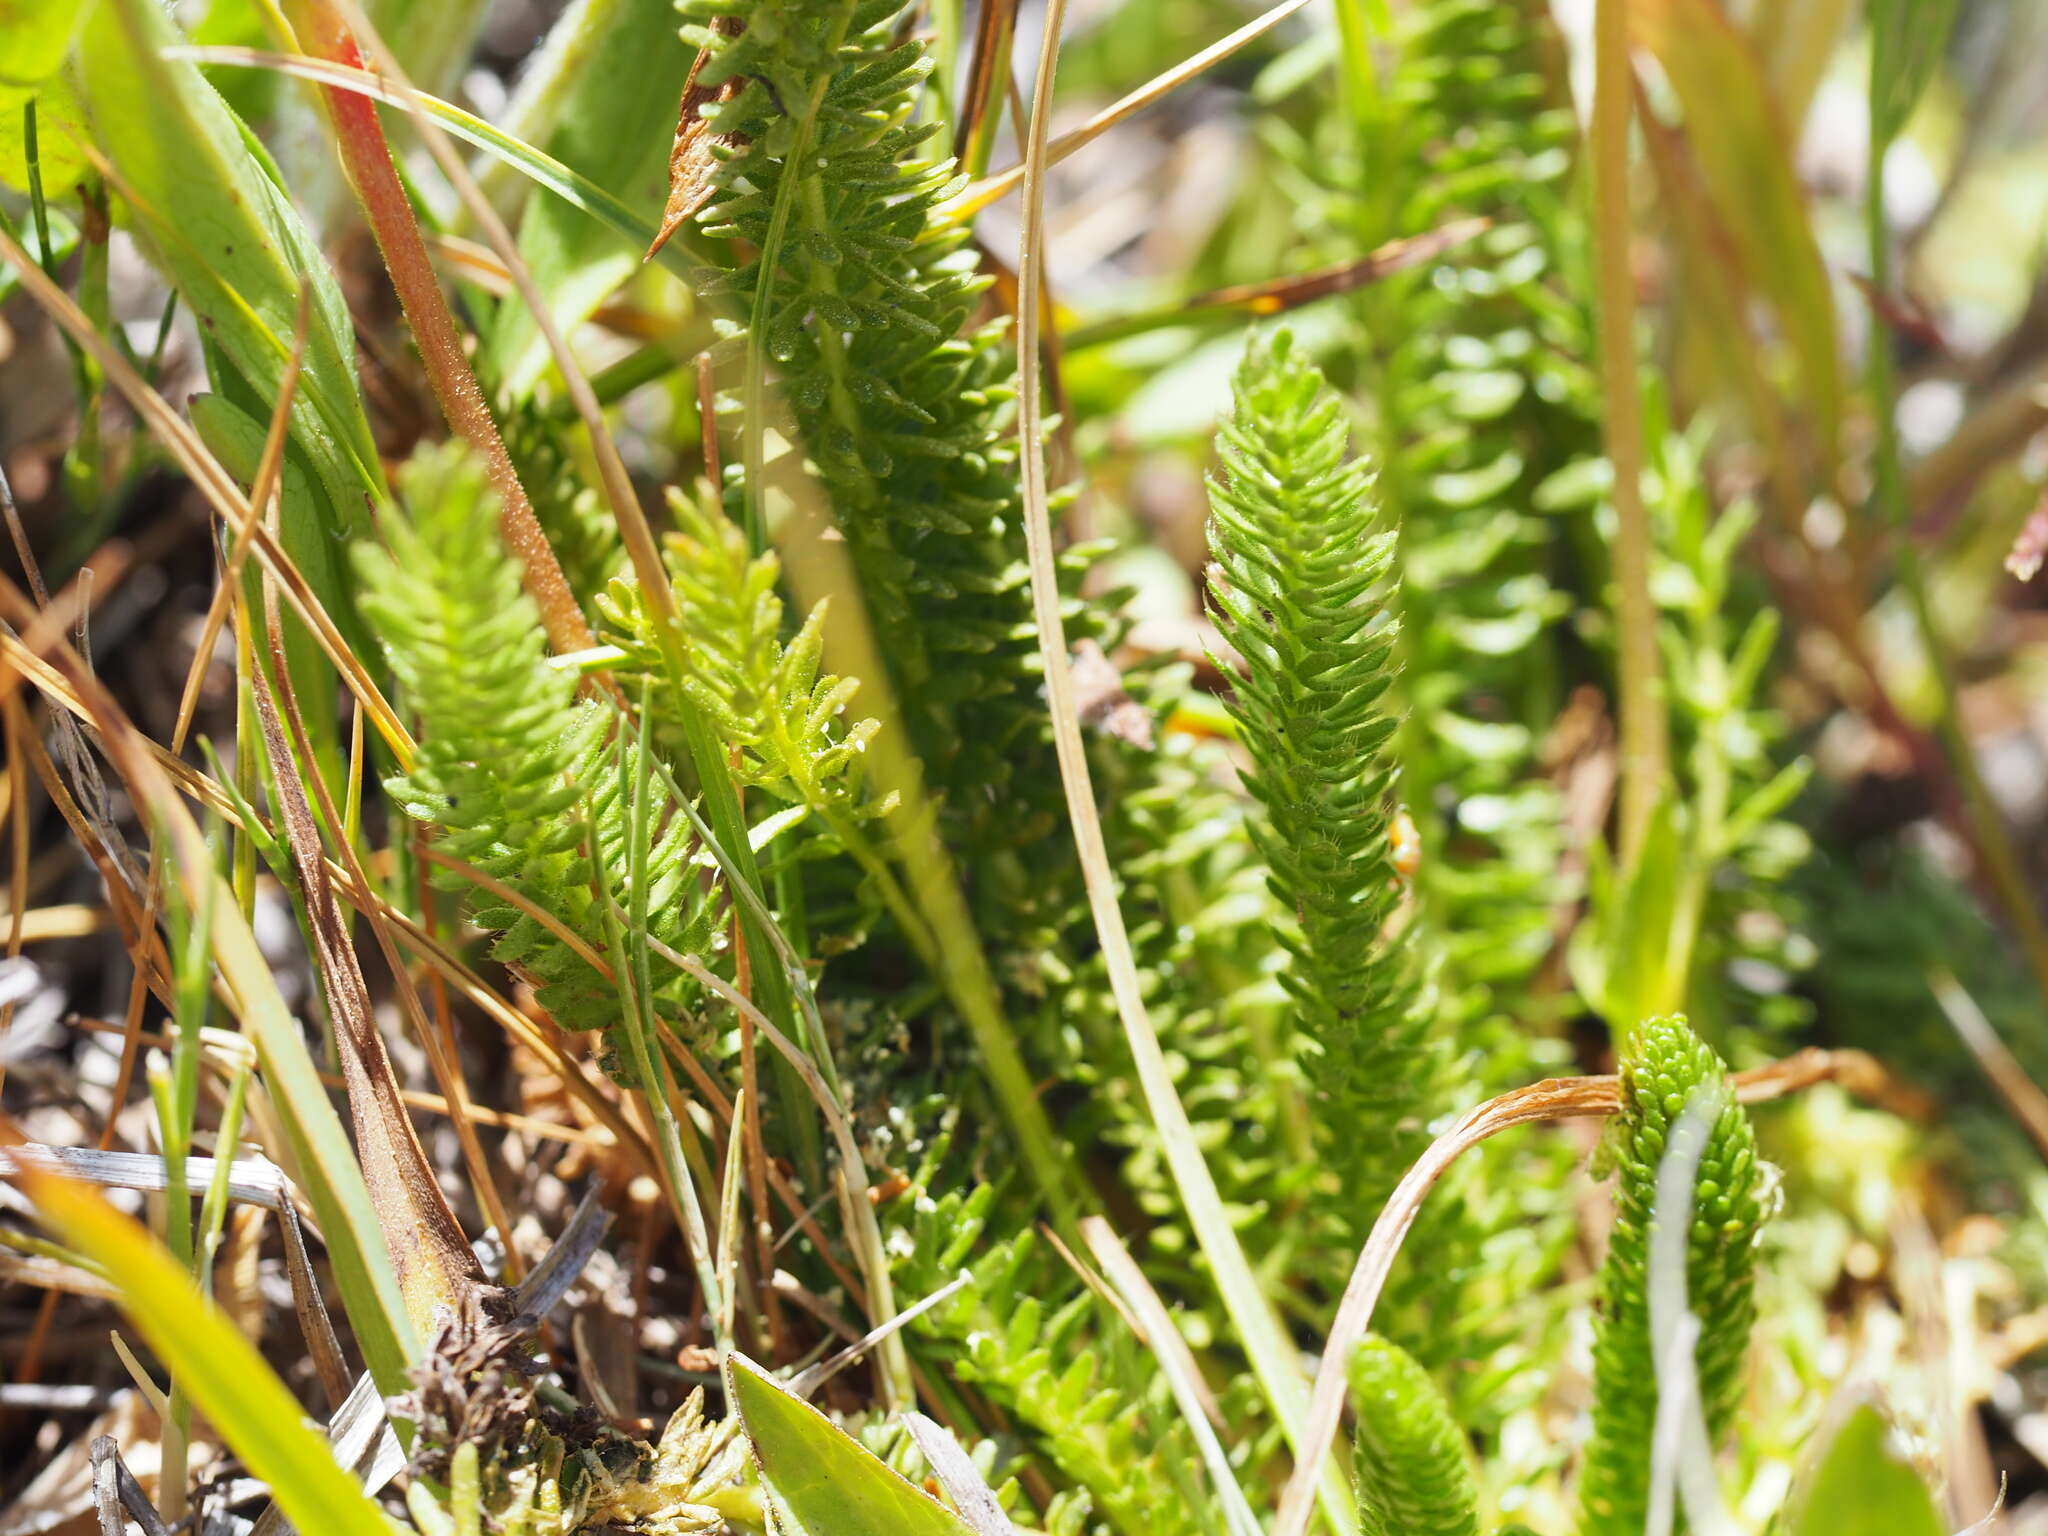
xmin=21 ymin=1164 xmax=399 ymax=1536
xmin=73 ymin=0 xmax=383 ymax=641
xmin=487 ymin=0 xmax=691 ymax=397
xmin=727 ymin=1354 xmax=977 ymax=1536
xmin=1871 ymin=0 xmax=1961 ymax=149
xmin=187 ymin=50 xmax=676 ymax=263
xmin=0 ymin=0 xmax=89 ymax=196
xmin=1569 ymin=792 xmax=1688 ymax=1027
xmin=0 ymin=0 xmax=87 ymax=85
xmin=1632 ymin=0 xmax=1841 ymax=482
xmin=0 ymin=71 xmax=88 ymax=194
xmin=1788 ymin=1405 xmax=1945 ymax=1536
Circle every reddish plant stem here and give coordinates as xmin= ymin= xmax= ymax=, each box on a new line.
xmin=283 ymin=1 xmax=593 ymax=655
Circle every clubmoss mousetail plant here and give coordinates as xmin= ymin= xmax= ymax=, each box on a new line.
xmin=0 ymin=0 xmax=2032 ymax=1533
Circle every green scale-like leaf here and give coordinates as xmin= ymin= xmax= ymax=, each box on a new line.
xmin=1577 ymin=1014 xmax=1769 ymax=1536
xmin=355 ymin=443 xmax=713 ymax=1081
xmin=1348 ymin=1335 xmax=1482 ymax=1536
xmin=677 ymin=0 xmax=1078 ymax=825
xmin=1206 ymin=330 xmax=1429 ymax=1208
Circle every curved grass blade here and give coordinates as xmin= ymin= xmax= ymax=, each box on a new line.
xmin=166 ymin=47 xmax=678 ymax=268
xmin=15 ymin=1161 xmax=398 ymax=1536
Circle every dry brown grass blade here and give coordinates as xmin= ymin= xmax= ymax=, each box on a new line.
xmin=316 ymin=0 xmax=678 ymax=655
xmin=0 ymin=222 xmax=415 ymax=766
xmin=942 ymin=0 xmax=1314 ymax=224
xmin=1079 ymin=1220 xmax=1221 ymax=1427
xmin=1204 ymin=220 xmax=1491 ymax=312
xmin=955 ymin=0 xmax=1021 ymax=176
xmin=244 ymin=597 xmax=492 ymax=1334
xmin=278 ymin=0 xmax=594 ymax=657
xmin=170 ymin=291 xmax=313 ymax=759
xmin=1932 ymin=968 xmax=2048 ymax=1161
xmin=647 ymin=18 xmax=744 ymax=260
xmin=0 ymin=629 xmax=661 ymax=1181
xmin=1066 ymin=219 xmax=1492 ymax=349
xmin=66 ymin=1016 xmax=614 ymax=1148
xmin=673 ymin=953 xmax=907 ymax=1399
xmin=2 ymin=694 xmax=170 ymax=1010
xmin=1271 ymin=1047 xmax=1906 ymax=1536
xmin=259 ymin=589 xmax=526 ymax=1284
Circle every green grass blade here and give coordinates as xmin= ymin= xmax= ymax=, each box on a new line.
xmin=484 ymin=0 xmax=689 ymax=396
xmin=75 ymin=0 xmax=385 ymax=546
xmin=169 ymin=46 xmax=677 ymax=266
xmin=20 ymin=1163 xmax=400 ymax=1536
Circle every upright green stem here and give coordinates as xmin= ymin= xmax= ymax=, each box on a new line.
xmin=1014 ymin=6 xmax=1353 ymax=1530
xmin=1592 ymin=0 xmax=1667 ymax=867
xmin=280 ymin=0 xmax=592 ymax=656
xmin=1865 ymin=121 xmax=2048 ymax=1005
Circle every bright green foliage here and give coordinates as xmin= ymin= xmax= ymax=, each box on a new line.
xmin=598 ymin=485 xmax=892 ymax=850
xmin=729 ymin=1356 xmax=976 ymax=1536
xmin=1578 ymin=1015 xmax=1768 ymax=1536
xmin=1206 ymin=330 xmax=1426 ymax=1205
xmin=1347 ymin=1335 xmax=1481 ymax=1536
xmin=486 ymin=0 xmax=691 ymax=396
xmin=892 ymin=1153 xmax=1212 ymax=1536
xmin=1786 ymin=1404 xmax=1946 ymax=1536
xmin=677 ymin=0 xmax=1055 ymax=807
xmin=355 ymin=444 xmax=712 ymax=1079
xmin=1335 ymin=0 xmax=1590 ymax=1071
xmin=72 ymin=0 xmax=384 ymax=752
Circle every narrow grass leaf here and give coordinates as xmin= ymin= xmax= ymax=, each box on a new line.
xmin=1631 ymin=0 xmax=1842 ymax=479
xmin=19 ymin=1165 xmax=398 ymax=1536
xmin=487 ymin=0 xmax=691 ymax=395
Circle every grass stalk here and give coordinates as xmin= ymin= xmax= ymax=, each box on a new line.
xmin=1012 ymin=8 xmax=1353 ymax=1530
xmin=1593 ymin=0 xmax=1668 ymax=866
xmin=1864 ymin=67 xmax=2048 ymax=1008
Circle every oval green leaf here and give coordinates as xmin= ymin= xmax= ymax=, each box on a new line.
xmin=727 ymin=1354 xmax=976 ymax=1536
xmin=1789 ymin=1404 xmax=1946 ymax=1536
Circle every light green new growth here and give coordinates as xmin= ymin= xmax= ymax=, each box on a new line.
xmin=354 ymin=443 xmax=711 ymax=1081
xmin=597 ymin=485 xmax=894 ymax=855
xmin=1347 ymin=1335 xmax=1481 ymax=1536
xmin=1578 ymin=1014 xmax=1767 ymax=1535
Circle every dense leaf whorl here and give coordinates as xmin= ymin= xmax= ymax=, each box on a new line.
xmin=1578 ymin=1013 xmax=1768 ymax=1535
xmin=1206 ymin=330 xmax=1430 ymax=1207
